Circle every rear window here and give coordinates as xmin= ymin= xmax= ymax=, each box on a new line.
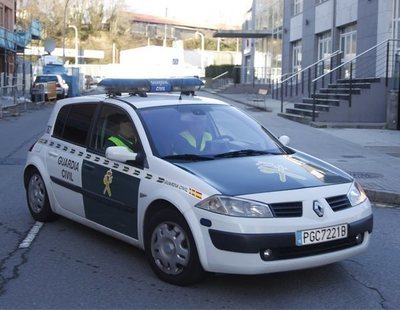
xmin=35 ymin=76 xmax=58 ymax=83
xmin=53 ymin=104 xmax=97 ymax=146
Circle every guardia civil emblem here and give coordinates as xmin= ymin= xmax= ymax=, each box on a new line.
xmin=256 ymin=161 xmax=306 ymax=182
xmin=103 ymin=169 xmax=113 ymax=197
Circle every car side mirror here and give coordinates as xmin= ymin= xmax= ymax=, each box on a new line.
xmin=279 ymin=135 xmax=290 ymax=146
xmin=105 ymin=146 xmax=137 ymax=163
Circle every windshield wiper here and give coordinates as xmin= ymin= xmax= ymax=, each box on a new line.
xmin=214 ymin=149 xmax=279 ymax=159
xmin=162 ymin=154 xmax=214 ymax=161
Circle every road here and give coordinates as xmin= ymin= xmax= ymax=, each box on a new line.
xmin=0 ymin=98 xmax=399 ymax=309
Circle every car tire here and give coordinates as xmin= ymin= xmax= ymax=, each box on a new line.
xmin=144 ymin=207 xmax=205 ymax=286
xmin=26 ymin=169 xmax=57 ymax=222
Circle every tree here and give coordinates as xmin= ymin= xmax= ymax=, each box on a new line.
xmin=17 ymin=0 xmax=130 ymax=64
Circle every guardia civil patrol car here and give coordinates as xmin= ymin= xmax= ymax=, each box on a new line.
xmin=24 ymin=77 xmax=373 ymax=286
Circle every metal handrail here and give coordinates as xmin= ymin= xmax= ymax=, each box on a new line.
xmin=281 ymin=49 xmax=342 ymax=84
xmin=212 ymin=71 xmax=229 ymax=81
xmin=312 ymin=39 xmax=400 ymax=83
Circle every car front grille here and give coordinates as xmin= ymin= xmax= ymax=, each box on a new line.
xmin=326 ymin=195 xmax=352 ymax=212
xmin=270 ymin=202 xmax=303 ymax=217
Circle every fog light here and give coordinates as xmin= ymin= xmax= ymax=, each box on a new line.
xmin=355 ymin=233 xmax=363 ymax=244
xmin=261 ymin=249 xmax=274 ymax=261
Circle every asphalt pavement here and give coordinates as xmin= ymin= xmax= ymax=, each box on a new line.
xmin=202 ymin=90 xmax=400 ymax=206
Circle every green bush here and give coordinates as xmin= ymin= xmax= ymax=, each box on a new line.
xmin=205 ymin=65 xmax=235 ymax=78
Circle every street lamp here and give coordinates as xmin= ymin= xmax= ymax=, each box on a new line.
xmin=195 ymin=31 xmax=205 ymax=74
xmin=62 ymin=0 xmax=70 ymax=64
xmin=68 ymin=25 xmax=78 ymax=65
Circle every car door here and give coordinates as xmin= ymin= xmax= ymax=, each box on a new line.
xmin=46 ymin=103 xmax=98 ymax=217
xmin=81 ymin=104 xmax=143 ymax=239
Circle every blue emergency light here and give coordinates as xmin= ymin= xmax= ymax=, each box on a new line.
xmin=98 ymin=77 xmax=204 ymax=96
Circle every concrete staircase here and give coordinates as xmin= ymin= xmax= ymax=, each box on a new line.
xmin=278 ymin=78 xmax=381 ymax=124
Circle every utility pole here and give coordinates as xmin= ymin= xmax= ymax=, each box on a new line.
xmin=62 ymin=0 xmax=70 ymax=64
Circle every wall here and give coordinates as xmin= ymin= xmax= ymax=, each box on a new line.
xmin=289 ymin=14 xmax=303 ymax=42
xmin=376 ymin=0 xmax=393 ymax=44
xmin=116 ymin=46 xmax=240 ymax=78
xmin=301 ymin=0 xmax=316 ymax=69
xmin=315 ymin=0 xmax=333 ymax=34
xmin=356 ymin=0 xmax=378 ymax=55
xmin=282 ymin=0 xmax=291 ymax=74
xmin=336 ymin=0 xmax=358 ymax=27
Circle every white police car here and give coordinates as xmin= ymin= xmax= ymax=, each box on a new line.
xmin=24 ymin=77 xmax=373 ymax=286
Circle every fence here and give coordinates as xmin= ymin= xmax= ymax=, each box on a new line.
xmin=0 ymin=60 xmax=38 ymax=119
xmin=271 ymin=50 xmax=342 ymax=101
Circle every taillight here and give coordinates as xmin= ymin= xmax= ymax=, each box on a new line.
xmin=56 ymin=83 xmax=61 ymax=87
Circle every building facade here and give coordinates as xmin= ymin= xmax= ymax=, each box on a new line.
xmin=0 ymin=0 xmax=41 ymax=100
xmin=240 ymin=0 xmax=283 ymax=84
xmin=282 ymin=0 xmax=394 ymax=76
xmin=242 ymin=0 xmax=399 ymax=81
xmin=0 ymin=0 xmax=17 ymax=75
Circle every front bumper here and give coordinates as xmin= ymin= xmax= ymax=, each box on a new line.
xmin=190 ymin=185 xmax=373 ymax=274
xmin=209 ymin=214 xmax=372 ymax=260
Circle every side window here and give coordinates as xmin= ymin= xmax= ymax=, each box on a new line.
xmin=53 ymin=104 xmax=97 ymax=146
xmin=53 ymin=106 xmax=69 ymax=138
xmin=91 ymin=105 xmax=139 ymax=154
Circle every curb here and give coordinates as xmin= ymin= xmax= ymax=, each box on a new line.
xmin=365 ymin=189 xmax=400 ymax=206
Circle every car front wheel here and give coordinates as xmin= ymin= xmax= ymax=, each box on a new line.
xmin=145 ymin=208 xmax=205 ymax=286
xmin=26 ymin=170 xmax=56 ymax=222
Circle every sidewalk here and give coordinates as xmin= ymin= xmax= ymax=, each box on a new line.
xmin=201 ymin=90 xmax=400 ymax=206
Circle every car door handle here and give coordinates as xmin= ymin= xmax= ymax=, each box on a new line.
xmin=48 ymin=151 xmax=58 ymax=158
xmin=83 ymin=162 xmax=95 ymax=171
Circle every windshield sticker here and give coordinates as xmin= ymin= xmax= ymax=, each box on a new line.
xmin=256 ymin=161 xmax=306 ymax=182
xmin=103 ymin=169 xmax=113 ymax=197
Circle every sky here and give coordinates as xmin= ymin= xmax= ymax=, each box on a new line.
xmin=125 ymin=0 xmax=253 ymax=27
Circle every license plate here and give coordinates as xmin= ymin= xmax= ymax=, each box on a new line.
xmin=296 ymin=224 xmax=348 ymax=246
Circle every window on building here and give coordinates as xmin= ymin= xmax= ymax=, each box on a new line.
xmin=4 ymin=6 xmax=12 ymax=30
xmin=0 ymin=5 xmax=3 ymax=28
xmin=318 ymin=32 xmax=332 ymax=60
xmin=339 ymin=24 xmax=357 ymax=62
xmin=339 ymin=24 xmax=357 ymax=78
xmin=317 ymin=31 xmax=332 ymax=74
xmin=292 ymin=40 xmax=302 ymax=72
xmin=293 ymin=0 xmax=303 ymax=15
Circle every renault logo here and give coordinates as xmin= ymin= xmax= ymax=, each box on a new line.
xmin=313 ymin=201 xmax=324 ymax=217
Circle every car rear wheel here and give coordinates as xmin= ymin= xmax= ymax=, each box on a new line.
xmin=26 ymin=170 xmax=56 ymax=222
xmin=145 ymin=208 xmax=205 ymax=286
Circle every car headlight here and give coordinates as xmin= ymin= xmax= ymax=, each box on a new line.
xmin=347 ymin=182 xmax=368 ymax=206
xmin=195 ymin=195 xmax=273 ymax=218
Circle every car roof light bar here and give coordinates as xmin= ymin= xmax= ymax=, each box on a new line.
xmin=98 ymin=77 xmax=204 ymax=97
xmin=98 ymin=78 xmax=151 ymax=97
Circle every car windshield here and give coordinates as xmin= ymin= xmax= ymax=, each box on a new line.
xmin=138 ymin=104 xmax=289 ymax=161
